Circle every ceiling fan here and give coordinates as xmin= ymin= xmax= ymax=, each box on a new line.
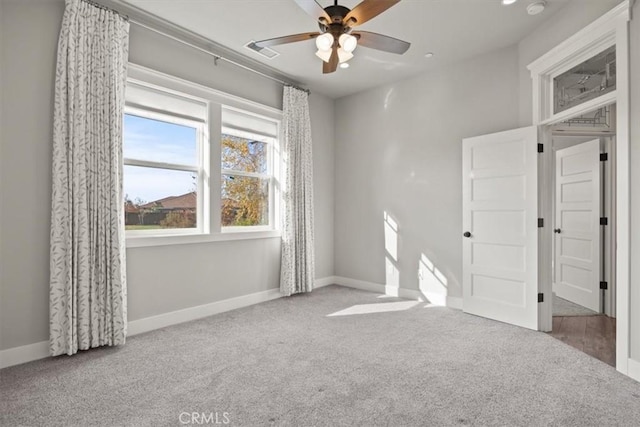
xmin=254 ymin=0 xmax=411 ymax=74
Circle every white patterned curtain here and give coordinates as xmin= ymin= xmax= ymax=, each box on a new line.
xmin=280 ymin=86 xmax=315 ymax=296
xmin=50 ymin=0 xmax=129 ymax=356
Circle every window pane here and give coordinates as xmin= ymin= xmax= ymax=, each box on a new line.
xmin=124 ymin=166 xmax=197 ymax=230
xmin=124 ymin=114 xmax=198 ymax=166
xmin=221 ymin=134 xmax=267 ymax=174
xmin=222 ymin=107 xmax=278 ymax=138
xmin=221 ymin=175 xmax=269 ymax=227
xmin=554 ymin=45 xmax=616 ymax=114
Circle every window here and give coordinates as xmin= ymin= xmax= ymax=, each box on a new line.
xmin=123 ymin=82 xmax=206 ymax=234
xmin=123 ymin=65 xmax=281 ymax=246
xmin=553 ymin=45 xmax=616 ymax=114
xmin=221 ymin=108 xmax=278 ymax=231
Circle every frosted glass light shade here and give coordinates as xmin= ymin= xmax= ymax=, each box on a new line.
xmin=315 ymin=49 xmax=331 ymax=63
xmin=337 ymin=48 xmax=353 ymax=63
xmin=339 ymin=34 xmax=357 ymax=53
xmin=316 ymin=48 xmax=353 ymax=63
xmin=315 ymin=33 xmax=334 ymax=51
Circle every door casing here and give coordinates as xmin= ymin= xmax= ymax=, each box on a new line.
xmin=550 ymin=135 xmax=616 ymax=317
xmin=553 ymin=139 xmax=602 ymax=313
xmin=527 ymin=1 xmax=631 ymax=378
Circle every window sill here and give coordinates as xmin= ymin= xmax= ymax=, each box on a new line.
xmin=126 ymin=230 xmax=281 ymax=248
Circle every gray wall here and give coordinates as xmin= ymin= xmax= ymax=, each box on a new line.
xmin=0 ymin=0 xmax=4 ymax=343
xmin=0 ymin=0 xmax=63 ymax=351
xmin=309 ymin=92 xmax=336 ymax=279
xmin=0 ymin=0 xmax=335 ymax=350
xmin=334 ymin=46 xmax=520 ymax=298
xmin=629 ymin=0 xmax=640 ymax=362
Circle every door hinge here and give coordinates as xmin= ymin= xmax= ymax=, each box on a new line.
xmin=600 ymin=217 xmax=608 ymax=226
xmin=538 ymin=218 xmax=544 ymax=228
xmin=600 ymin=281 xmax=608 ymax=290
xmin=600 ymin=153 xmax=608 ymax=161
xmin=537 ymin=143 xmax=544 ymax=153
xmin=538 ymin=293 xmax=544 ymax=303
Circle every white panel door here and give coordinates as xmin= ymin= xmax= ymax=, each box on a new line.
xmin=554 ymin=140 xmax=601 ymax=312
xmin=462 ymin=127 xmax=538 ymax=330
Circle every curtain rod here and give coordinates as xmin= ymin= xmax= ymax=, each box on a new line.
xmin=89 ymin=0 xmax=310 ymax=94
xmin=129 ymin=19 xmax=310 ymax=95
xmin=87 ymin=0 xmax=311 ymax=94
xmin=81 ymin=0 xmax=129 ymax=20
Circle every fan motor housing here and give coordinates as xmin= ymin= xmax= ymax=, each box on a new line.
xmin=324 ymin=5 xmax=350 ymax=23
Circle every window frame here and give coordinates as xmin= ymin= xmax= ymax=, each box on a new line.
xmin=124 ymin=64 xmax=282 ymax=248
xmin=123 ymin=107 xmax=206 ymax=237
xmin=220 ymin=116 xmax=277 ymax=233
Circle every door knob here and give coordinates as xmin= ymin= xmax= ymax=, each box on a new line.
xmin=554 ymin=228 xmax=561 ymax=234
xmin=463 ymin=231 xmax=472 ymax=238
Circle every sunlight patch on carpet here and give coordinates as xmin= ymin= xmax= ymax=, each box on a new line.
xmin=327 ymin=301 xmax=420 ymax=317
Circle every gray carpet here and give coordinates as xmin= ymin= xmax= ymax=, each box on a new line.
xmin=2 ymin=285 xmax=640 ymax=427
xmin=553 ymin=294 xmax=599 ymax=317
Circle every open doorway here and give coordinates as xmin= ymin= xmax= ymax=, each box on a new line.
xmin=527 ymin=1 xmax=633 ymax=377
xmin=546 ymin=105 xmax=616 ymax=367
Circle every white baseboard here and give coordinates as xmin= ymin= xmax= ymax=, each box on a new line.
xmin=0 ymin=286 xmax=288 ymax=370
xmin=314 ymin=276 xmax=338 ymax=289
xmin=0 ymin=340 xmax=50 ymax=370
xmin=333 ymin=276 xmax=463 ymax=310
xmin=397 ymin=287 xmax=422 ymax=300
xmin=127 ymin=287 xmax=282 ymax=336
xmin=447 ymin=296 xmax=463 ymax=310
xmin=422 ymin=291 xmax=447 ymax=306
xmin=628 ymin=358 xmax=640 ymax=383
xmin=333 ymin=276 xmax=386 ymax=294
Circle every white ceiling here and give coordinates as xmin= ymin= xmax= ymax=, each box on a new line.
xmin=122 ymin=0 xmax=573 ymax=98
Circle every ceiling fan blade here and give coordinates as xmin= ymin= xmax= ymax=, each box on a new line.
xmin=294 ymin=0 xmax=332 ymax=24
xmin=254 ymin=32 xmax=320 ymax=48
xmin=353 ymin=31 xmax=410 ymax=54
xmin=343 ymin=0 xmax=401 ymax=27
xmin=323 ymin=45 xmax=339 ymax=74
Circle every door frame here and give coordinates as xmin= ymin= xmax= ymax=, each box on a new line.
xmin=551 ymin=137 xmax=608 ymax=314
xmin=550 ymin=134 xmax=616 ymax=317
xmin=528 ymin=1 xmax=632 ymax=377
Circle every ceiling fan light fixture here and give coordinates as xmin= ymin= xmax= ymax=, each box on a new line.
xmin=315 ymin=49 xmax=332 ymax=63
xmin=339 ymin=33 xmax=358 ymax=53
xmin=254 ymin=0 xmax=411 ymax=75
xmin=337 ymin=48 xmax=354 ymax=63
xmin=315 ymin=33 xmax=334 ymax=51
